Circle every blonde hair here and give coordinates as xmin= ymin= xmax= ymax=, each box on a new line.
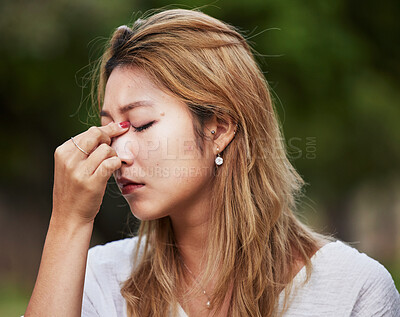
xmin=94 ymin=8 xmax=330 ymax=317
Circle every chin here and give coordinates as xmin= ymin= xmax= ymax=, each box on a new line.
xmin=128 ymin=205 xmax=168 ymax=222
xmin=131 ymin=213 xmax=162 ymax=221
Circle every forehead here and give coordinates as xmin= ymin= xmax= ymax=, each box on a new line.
xmin=101 ymin=66 xmax=189 ymax=118
xmin=102 ymin=67 xmax=159 ymax=109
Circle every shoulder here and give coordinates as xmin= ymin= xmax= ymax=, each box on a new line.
xmin=330 ymin=241 xmax=400 ymax=316
xmin=82 ymin=236 xmax=146 ymax=317
xmin=88 ymin=236 xmax=141 ymax=264
xmin=308 ymin=240 xmax=399 ymax=315
xmin=314 ymin=240 xmax=397 ymax=286
xmin=280 ymin=240 xmax=399 ymax=316
xmin=87 ymin=236 xmax=144 ymax=282
xmin=314 ymin=240 xmax=385 ymax=272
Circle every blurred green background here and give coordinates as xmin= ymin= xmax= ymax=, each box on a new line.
xmin=1 ymin=0 xmax=399 ymax=315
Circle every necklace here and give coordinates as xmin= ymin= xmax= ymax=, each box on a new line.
xmin=181 ymin=260 xmax=211 ymax=309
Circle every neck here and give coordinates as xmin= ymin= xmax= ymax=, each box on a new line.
xmin=169 ymin=186 xmax=211 ymax=276
xmin=169 ymin=197 xmax=215 ymax=314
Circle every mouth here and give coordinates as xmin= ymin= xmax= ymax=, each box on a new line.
xmin=116 ymin=177 xmax=145 ymax=195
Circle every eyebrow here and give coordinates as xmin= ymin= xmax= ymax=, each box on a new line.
xmin=100 ymin=100 xmax=154 ymax=117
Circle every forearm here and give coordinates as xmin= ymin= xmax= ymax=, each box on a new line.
xmin=25 ymin=215 xmax=94 ymax=317
xmin=25 ymin=122 xmax=127 ymax=316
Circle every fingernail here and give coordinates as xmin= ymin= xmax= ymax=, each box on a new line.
xmin=118 ymin=121 xmax=130 ymax=129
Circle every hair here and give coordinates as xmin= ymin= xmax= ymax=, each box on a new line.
xmin=93 ymin=8 xmax=331 ymax=317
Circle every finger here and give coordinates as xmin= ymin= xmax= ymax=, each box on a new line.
xmin=69 ymin=127 xmax=111 ymax=158
xmin=70 ymin=122 xmax=129 ymax=157
xmin=83 ymin=143 xmax=117 ymax=176
xmin=91 ymin=156 xmax=122 ymax=184
xmin=98 ymin=121 xmax=131 ymax=139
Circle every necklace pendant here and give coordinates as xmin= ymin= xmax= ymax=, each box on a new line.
xmin=206 ymin=300 xmax=211 ymax=309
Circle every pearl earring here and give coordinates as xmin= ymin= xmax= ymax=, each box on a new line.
xmin=215 ymin=147 xmax=223 ymax=166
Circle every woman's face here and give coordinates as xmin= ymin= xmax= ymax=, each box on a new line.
xmin=101 ymin=66 xmax=215 ymax=221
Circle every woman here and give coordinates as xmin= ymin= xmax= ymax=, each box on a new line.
xmin=25 ymin=9 xmax=399 ymax=317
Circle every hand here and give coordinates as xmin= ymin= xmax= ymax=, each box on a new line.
xmin=52 ymin=122 xmax=130 ymax=225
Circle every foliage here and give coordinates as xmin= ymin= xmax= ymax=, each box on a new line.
xmin=0 ymin=0 xmax=399 ymax=285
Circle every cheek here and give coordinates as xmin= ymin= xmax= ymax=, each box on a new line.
xmin=138 ymin=119 xmax=200 ymax=162
xmin=134 ymin=111 xmax=215 ymax=181
xmin=163 ymin=146 xmax=215 ymax=186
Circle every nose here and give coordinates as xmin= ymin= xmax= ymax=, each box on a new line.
xmin=110 ymin=132 xmax=138 ymax=166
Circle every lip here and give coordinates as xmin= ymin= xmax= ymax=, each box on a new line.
xmin=121 ymin=183 xmax=145 ymax=195
xmin=116 ymin=177 xmax=145 ymax=195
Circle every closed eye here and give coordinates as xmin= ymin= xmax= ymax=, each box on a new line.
xmin=132 ymin=121 xmax=155 ymax=132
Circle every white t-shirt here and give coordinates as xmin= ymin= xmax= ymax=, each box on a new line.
xmin=81 ymin=238 xmax=400 ymax=316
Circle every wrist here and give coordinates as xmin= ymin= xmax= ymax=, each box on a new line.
xmin=49 ymin=213 xmax=94 ymax=235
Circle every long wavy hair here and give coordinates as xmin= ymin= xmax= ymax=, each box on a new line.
xmin=93 ymin=8 xmax=330 ymax=317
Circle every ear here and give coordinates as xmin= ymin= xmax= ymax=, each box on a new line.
xmin=205 ymin=115 xmax=237 ymax=155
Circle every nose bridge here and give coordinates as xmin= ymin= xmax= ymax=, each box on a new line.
xmin=111 ymin=132 xmax=137 ymax=164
